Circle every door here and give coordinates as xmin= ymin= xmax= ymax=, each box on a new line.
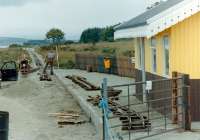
xmin=1 ymin=61 xmax=18 ymax=81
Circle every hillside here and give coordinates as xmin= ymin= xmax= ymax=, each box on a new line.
xmin=37 ymin=40 xmax=135 ymax=68
xmin=0 ymin=37 xmax=28 ymax=46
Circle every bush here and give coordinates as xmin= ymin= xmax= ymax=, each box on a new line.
xmin=40 ymin=45 xmax=55 ymax=51
xmin=102 ymin=48 xmax=116 ymax=55
xmin=123 ymin=50 xmax=135 ymax=57
xmin=60 ymin=60 xmax=75 ymax=69
xmin=69 ymin=48 xmax=76 ymax=52
xmin=64 ymin=40 xmax=75 ymax=45
xmin=9 ymin=44 xmax=23 ymax=48
xmin=83 ymin=47 xmax=98 ymax=52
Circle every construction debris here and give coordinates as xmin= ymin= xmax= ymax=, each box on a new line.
xmin=120 ymin=114 xmax=151 ymax=131
xmin=65 ymin=75 xmax=122 ymax=98
xmin=39 ymin=73 xmax=52 ymax=81
xmin=48 ymin=111 xmax=86 ymax=127
xmin=87 ymin=95 xmax=151 ymax=131
xmin=111 ymin=102 xmax=151 ymax=131
xmin=87 ymin=95 xmax=101 ymax=106
xmin=19 ymin=59 xmax=31 ymax=75
xmin=66 ymin=75 xmax=150 ymax=131
xmin=107 ymin=87 xmax=121 ymax=99
xmin=66 ymin=75 xmax=100 ymax=91
xmin=19 ymin=54 xmax=40 ymax=75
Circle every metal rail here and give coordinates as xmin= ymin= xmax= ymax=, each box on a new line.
xmin=101 ymin=75 xmax=190 ymax=140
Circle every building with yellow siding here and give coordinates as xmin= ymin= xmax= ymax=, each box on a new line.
xmin=114 ymin=0 xmax=200 ymax=121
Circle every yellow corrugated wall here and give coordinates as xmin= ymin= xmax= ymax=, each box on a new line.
xmin=135 ymin=11 xmax=200 ymax=79
xmin=135 ymin=29 xmax=171 ymax=77
xmin=171 ymin=12 xmax=200 ymax=79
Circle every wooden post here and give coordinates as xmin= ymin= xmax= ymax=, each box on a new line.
xmin=56 ymin=45 xmax=60 ymax=69
xmin=140 ymin=37 xmax=146 ymax=103
xmin=182 ymin=74 xmax=191 ymax=130
xmin=172 ymin=72 xmax=178 ymax=124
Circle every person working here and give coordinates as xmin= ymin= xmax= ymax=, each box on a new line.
xmin=43 ymin=50 xmax=56 ymax=75
xmin=104 ymin=57 xmax=111 ymax=74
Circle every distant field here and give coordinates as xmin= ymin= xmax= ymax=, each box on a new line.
xmin=0 ymin=48 xmax=30 ymax=67
xmin=37 ymin=40 xmax=135 ymax=69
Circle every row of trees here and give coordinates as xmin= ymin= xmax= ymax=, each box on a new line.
xmin=80 ymin=26 xmax=115 ymax=44
xmin=46 ymin=25 xmax=116 ymax=46
xmin=45 ymin=25 xmax=116 ymax=67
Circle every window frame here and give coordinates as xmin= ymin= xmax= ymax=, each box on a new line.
xmin=163 ymin=35 xmax=170 ymax=76
xmin=150 ymin=37 xmax=157 ymax=47
xmin=137 ymin=38 xmax=142 ymax=69
xmin=151 ymin=47 xmax=157 ymax=73
xmin=150 ymin=37 xmax=157 ymax=73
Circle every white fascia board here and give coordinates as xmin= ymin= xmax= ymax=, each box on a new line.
xmin=147 ymin=0 xmax=191 ymax=23
xmin=147 ymin=0 xmax=200 ymax=38
xmin=114 ymin=0 xmax=200 ymax=39
xmin=114 ymin=25 xmax=148 ymax=40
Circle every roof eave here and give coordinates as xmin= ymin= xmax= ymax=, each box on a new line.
xmin=114 ymin=0 xmax=200 ymax=40
xmin=114 ymin=22 xmax=147 ymax=30
xmin=114 ymin=25 xmax=148 ymax=40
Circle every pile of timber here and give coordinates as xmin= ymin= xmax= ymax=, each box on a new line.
xmin=39 ymin=73 xmax=52 ymax=81
xmin=87 ymin=96 xmax=151 ymax=131
xmin=120 ymin=114 xmax=151 ymax=131
xmin=48 ymin=111 xmax=86 ymax=127
xmin=66 ymin=75 xmax=100 ymax=91
xmin=65 ymin=75 xmax=122 ymax=98
xmin=87 ymin=95 xmax=101 ymax=106
xmin=107 ymin=87 xmax=122 ymax=100
xmin=87 ymin=95 xmax=118 ymax=107
xmin=111 ymin=102 xmax=151 ymax=131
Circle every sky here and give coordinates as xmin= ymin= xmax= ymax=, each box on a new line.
xmin=0 ymin=0 xmax=159 ymax=40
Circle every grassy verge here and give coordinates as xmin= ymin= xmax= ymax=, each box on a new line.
xmin=0 ymin=48 xmax=31 ymax=67
xmin=36 ymin=40 xmax=135 ymax=69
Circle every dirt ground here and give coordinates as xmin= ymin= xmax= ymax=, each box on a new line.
xmin=0 ymin=70 xmax=97 ymax=140
xmin=2 ymin=48 xmax=200 ymax=140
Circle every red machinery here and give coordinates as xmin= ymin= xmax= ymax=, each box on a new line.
xmin=19 ymin=54 xmax=31 ymax=75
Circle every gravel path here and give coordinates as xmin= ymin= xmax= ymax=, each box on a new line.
xmin=0 ymin=52 xmax=97 ymax=140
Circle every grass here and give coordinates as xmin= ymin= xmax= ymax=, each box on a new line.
xmin=0 ymin=48 xmax=31 ymax=67
xmin=36 ymin=40 xmax=135 ymax=69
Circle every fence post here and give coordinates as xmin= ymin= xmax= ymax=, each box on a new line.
xmin=172 ymin=72 xmax=178 ymax=124
xmin=101 ymin=78 xmax=109 ymax=140
xmin=101 ymin=86 xmax=105 ymax=140
xmin=182 ymin=74 xmax=191 ymax=131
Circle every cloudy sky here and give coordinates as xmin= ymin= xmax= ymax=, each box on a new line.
xmin=0 ymin=0 xmax=158 ymax=40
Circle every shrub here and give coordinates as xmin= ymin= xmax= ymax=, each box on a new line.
xmin=60 ymin=60 xmax=75 ymax=69
xmin=123 ymin=50 xmax=135 ymax=57
xmin=102 ymin=48 xmax=116 ymax=55
xmin=83 ymin=47 xmax=98 ymax=52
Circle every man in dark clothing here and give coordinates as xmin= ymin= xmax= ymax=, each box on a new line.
xmin=43 ymin=50 xmax=56 ymax=75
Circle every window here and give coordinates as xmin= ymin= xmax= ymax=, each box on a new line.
xmin=163 ymin=36 xmax=170 ymax=75
xmin=150 ymin=37 xmax=157 ymax=73
xmin=151 ymin=47 xmax=157 ymax=73
xmin=150 ymin=37 xmax=156 ymax=47
xmin=137 ymin=38 xmax=142 ymax=69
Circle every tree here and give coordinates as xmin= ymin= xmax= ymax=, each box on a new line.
xmin=46 ymin=28 xmax=65 ymax=68
xmin=80 ymin=28 xmax=102 ymax=45
xmin=101 ymin=26 xmax=114 ymax=42
xmin=80 ymin=26 xmax=115 ymax=44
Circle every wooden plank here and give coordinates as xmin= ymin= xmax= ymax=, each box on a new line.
xmin=48 ymin=113 xmax=80 ymax=117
